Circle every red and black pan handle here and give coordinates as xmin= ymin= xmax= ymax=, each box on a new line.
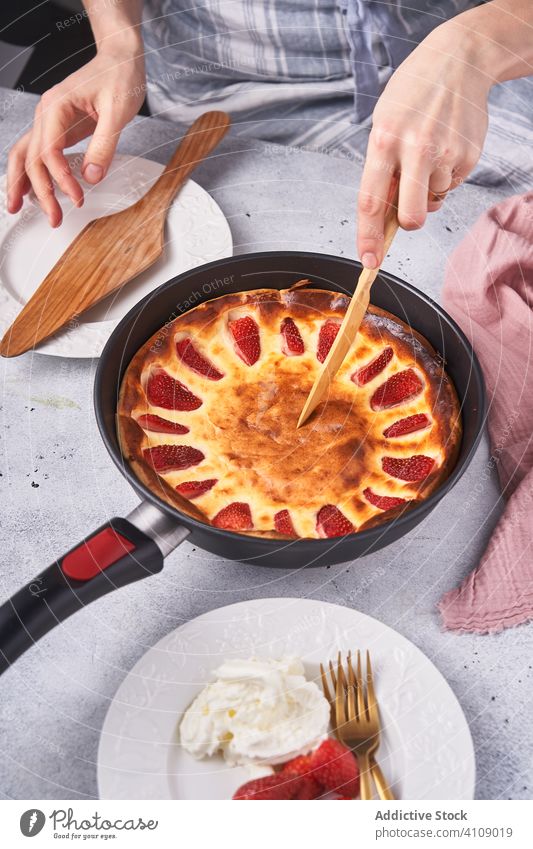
xmin=0 ymin=504 xmax=188 ymax=674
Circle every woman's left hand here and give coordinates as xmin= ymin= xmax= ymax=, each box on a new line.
xmin=357 ymin=21 xmax=492 ymax=269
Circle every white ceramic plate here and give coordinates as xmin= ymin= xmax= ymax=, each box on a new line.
xmin=97 ymin=598 xmax=475 ymax=800
xmin=0 ymin=154 xmax=233 ymax=358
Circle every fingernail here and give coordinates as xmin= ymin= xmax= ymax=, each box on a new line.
xmin=83 ymin=163 xmax=103 ymax=183
xmin=362 ymin=252 xmax=378 ymax=269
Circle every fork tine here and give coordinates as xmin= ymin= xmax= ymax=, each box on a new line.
xmin=365 ymin=650 xmax=380 ymax=725
xmin=335 ymin=654 xmax=347 ymax=730
xmin=328 ymin=659 xmax=337 ymax=690
xmin=320 ymin=662 xmax=333 ymax=704
xmin=355 ymin=649 xmax=366 ymax=720
xmin=346 ymin=650 xmax=356 ymax=721
xmin=337 ymin=651 xmax=347 ymax=688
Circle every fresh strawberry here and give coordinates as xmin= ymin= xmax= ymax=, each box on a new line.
xmin=382 ymin=454 xmax=435 ymax=482
xmin=370 ymin=368 xmax=423 ymax=410
xmin=229 ymin=316 xmax=261 ymax=366
xmin=280 ymin=317 xmax=304 ymax=356
xmin=281 ymin=754 xmax=314 ymax=779
xmin=317 ymin=320 xmax=341 ymax=363
xmin=234 ymin=741 xmax=360 ymax=800
xmin=280 ymin=754 xmax=322 ymax=797
xmin=176 ymin=479 xmax=218 ymax=499
xmin=213 ymin=502 xmax=253 ymax=530
xmin=316 ymin=505 xmax=354 ymax=538
xmin=352 ymin=347 xmax=393 ymax=385
xmin=233 ymin=775 xmax=291 ymax=801
xmin=274 ymin=509 xmax=297 ymax=537
xmin=146 ymin=368 xmax=202 ymax=411
xmin=143 ymin=444 xmax=204 ymax=473
xmin=293 ymin=777 xmax=323 ymax=799
xmin=308 ymin=739 xmax=360 ymax=798
xmin=383 ymin=413 xmax=431 ymax=438
xmin=233 ymin=774 xmax=305 ymax=800
xmin=176 ymin=338 xmax=224 ymax=380
xmin=363 ymin=487 xmax=407 ymax=510
xmin=136 ymin=414 xmax=189 ymax=435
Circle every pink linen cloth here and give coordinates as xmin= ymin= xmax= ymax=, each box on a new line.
xmin=438 ymin=192 xmax=533 ymax=634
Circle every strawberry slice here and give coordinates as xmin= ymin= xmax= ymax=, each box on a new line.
xmin=176 ymin=479 xmax=217 ymax=499
xmin=317 ymin=320 xmax=341 ymax=363
xmin=143 ymin=444 xmax=204 ymax=473
xmin=146 ymin=369 xmax=202 ymax=411
xmin=213 ymin=502 xmax=253 ymax=530
xmin=316 ymin=505 xmax=354 ymax=538
xmin=308 ymin=739 xmax=360 ymax=798
xmin=233 ymin=774 xmax=315 ymax=801
xmin=274 ymin=509 xmax=297 ymax=536
xmin=352 ymin=346 xmax=393 ymax=385
xmin=382 ymin=454 xmax=435 ymax=482
xmin=229 ymin=316 xmax=261 ymax=366
xmin=370 ymin=368 xmax=423 ymax=410
xmin=383 ymin=413 xmax=431 ymax=438
xmin=280 ymin=317 xmax=304 ymax=356
xmin=136 ymin=414 xmax=189 ymax=435
xmin=176 ymin=338 xmax=224 ymax=380
xmin=363 ymin=487 xmax=407 ymax=510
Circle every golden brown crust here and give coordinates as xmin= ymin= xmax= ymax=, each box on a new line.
xmin=116 ymin=415 xmax=208 ymax=522
xmin=117 ymin=286 xmax=462 ymax=538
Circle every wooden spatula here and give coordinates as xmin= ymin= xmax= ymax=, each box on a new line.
xmin=297 ymin=190 xmax=399 ymax=428
xmin=0 ymin=110 xmax=231 ymax=358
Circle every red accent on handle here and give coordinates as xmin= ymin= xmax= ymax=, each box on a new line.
xmin=61 ymin=528 xmax=136 ymax=581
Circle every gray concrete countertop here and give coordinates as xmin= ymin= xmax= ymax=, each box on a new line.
xmin=0 ymin=89 xmax=531 ymax=801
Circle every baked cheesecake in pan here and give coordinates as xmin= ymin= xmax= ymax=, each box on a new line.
xmin=117 ymin=284 xmax=461 ymax=539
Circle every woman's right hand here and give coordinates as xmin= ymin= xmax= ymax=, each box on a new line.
xmin=7 ymin=48 xmax=146 ymax=227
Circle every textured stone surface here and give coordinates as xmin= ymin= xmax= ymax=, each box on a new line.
xmin=0 ymin=89 xmax=531 ymax=801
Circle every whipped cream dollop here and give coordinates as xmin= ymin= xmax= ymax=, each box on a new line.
xmin=179 ymin=656 xmax=330 ymax=766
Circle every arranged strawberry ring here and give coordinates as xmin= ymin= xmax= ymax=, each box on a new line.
xmin=117 ymin=285 xmax=461 ymax=539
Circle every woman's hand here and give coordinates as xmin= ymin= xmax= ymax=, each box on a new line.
xmin=357 ymin=22 xmax=492 ymax=269
xmin=7 ymin=49 xmax=145 ymax=227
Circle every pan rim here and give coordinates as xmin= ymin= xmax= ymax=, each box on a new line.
xmin=94 ymin=250 xmax=487 ymax=550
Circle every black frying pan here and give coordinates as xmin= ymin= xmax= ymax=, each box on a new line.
xmin=0 ymin=252 xmax=486 ymax=673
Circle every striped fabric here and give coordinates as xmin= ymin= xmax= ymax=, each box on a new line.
xmin=143 ymin=0 xmax=359 ymax=153
xmin=142 ymin=1 xmax=533 ymax=191
xmin=339 ymin=0 xmax=479 ymax=121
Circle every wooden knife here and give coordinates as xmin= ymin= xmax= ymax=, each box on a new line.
xmin=297 ymin=191 xmax=400 ymax=428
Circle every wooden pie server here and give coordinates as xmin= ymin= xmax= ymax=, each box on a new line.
xmin=297 ymin=189 xmax=400 ymax=428
xmin=0 ymin=110 xmax=231 ymax=358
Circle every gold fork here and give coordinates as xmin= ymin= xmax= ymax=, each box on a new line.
xmin=320 ymin=650 xmax=395 ymax=800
